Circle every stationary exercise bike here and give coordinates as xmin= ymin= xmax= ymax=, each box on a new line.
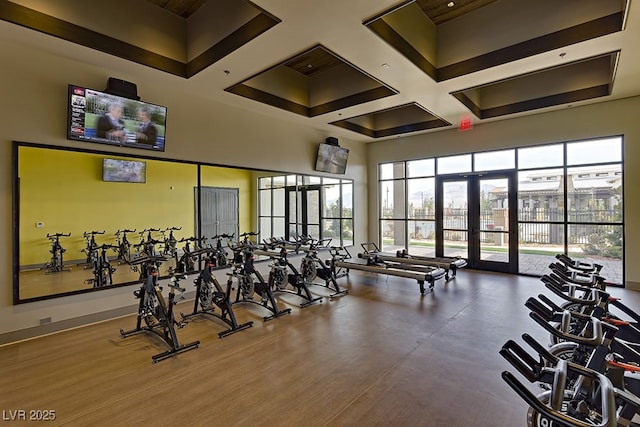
xmin=161 ymin=226 xmax=181 ymax=257
xmin=134 ymin=228 xmax=162 ymax=258
xmin=120 ymin=258 xmax=200 ymax=363
xmin=210 ymin=233 xmax=233 ymax=267
xmin=268 ymin=246 xmax=322 ymax=308
xmin=85 ymin=244 xmax=118 ymax=288
xmin=181 ymin=253 xmax=253 ymax=338
xmin=299 ymin=238 xmax=349 ymax=298
xmin=175 ymin=237 xmax=199 ymax=274
xmin=81 ymin=230 xmax=105 ymax=265
xmin=227 ymin=234 xmax=292 ymax=321
xmin=115 ymin=229 xmax=135 ymax=264
xmin=44 ymin=232 xmax=71 ymax=274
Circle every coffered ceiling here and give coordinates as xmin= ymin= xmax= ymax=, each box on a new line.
xmin=0 ymin=0 xmax=637 ymax=142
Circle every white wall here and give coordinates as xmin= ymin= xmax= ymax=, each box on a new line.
xmin=367 ymin=97 xmax=640 ymax=289
xmin=0 ymin=28 xmax=367 ymax=335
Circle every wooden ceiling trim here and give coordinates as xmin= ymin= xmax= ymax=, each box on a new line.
xmin=480 ymin=85 xmax=611 ymax=119
xmin=309 ymin=86 xmax=397 ymax=117
xmin=415 ymin=0 xmax=500 ymax=25
xmin=329 ymin=103 xmax=450 ymax=138
xmin=224 ymin=84 xmax=310 ymax=116
xmin=365 ymin=17 xmax=438 ymax=81
xmin=187 ymin=12 xmax=280 ymax=77
xmin=284 ymin=47 xmax=344 ymax=76
xmin=0 ymin=0 xmax=186 ymax=77
xmin=145 ymin=0 xmax=208 ymax=18
xmin=439 ymin=12 xmax=624 ymax=81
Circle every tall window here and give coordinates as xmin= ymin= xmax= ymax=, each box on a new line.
xmin=378 ymin=136 xmax=624 ymax=284
xmin=259 ymin=175 xmax=354 ymax=246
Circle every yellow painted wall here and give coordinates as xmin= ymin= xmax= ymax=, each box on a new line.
xmin=19 ymin=147 xmax=197 ymax=266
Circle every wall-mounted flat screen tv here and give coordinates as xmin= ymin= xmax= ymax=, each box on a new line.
xmin=68 ymin=84 xmax=167 ymax=152
xmin=103 ymin=158 xmax=147 ymax=183
xmin=315 ymin=143 xmax=349 ymax=174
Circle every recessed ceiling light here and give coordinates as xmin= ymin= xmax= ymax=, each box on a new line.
xmin=447 ymin=2 xmax=455 ymax=7
xmin=381 ymin=63 xmax=390 ymax=69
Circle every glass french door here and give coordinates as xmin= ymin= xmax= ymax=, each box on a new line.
xmin=436 ymin=172 xmax=517 ymax=272
xmin=285 ymin=185 xmax=321 ymax=240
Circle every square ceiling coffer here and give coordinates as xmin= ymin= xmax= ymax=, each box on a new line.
xmin=330 ymin=103 xmax=450 ymax=138
xmin=225 ymin=45 xmax=397 ymax=117
xmin=451 ymin=51 xmax=620 ymax=119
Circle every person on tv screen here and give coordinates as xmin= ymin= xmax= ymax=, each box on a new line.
xmin=135 ymin=106 xmax=158 ymax=146
xmin=96 ymin=102 xmax=127 ymax=142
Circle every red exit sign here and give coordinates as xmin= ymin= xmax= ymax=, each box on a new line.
xmin=458 ymin=117 xmax=472 ymax=131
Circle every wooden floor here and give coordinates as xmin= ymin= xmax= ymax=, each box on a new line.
xmin=2 ymin=269 xmax=638 ymax=426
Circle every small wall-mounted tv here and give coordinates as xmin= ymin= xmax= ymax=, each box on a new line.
xmin=68 ymin=84 xmax=167 ymax=152
xmin=103 ymin=158 xmax=147 ymax=183
xmin=315 ymin=143 xmax=349 ymax=174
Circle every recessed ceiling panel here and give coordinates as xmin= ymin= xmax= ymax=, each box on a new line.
xmin=365 ymin=0 xmax=627 ymax=81
xmin=0 ymin=0 xmax=280 ymax=78
xmin=330 ymin=103 xmax=450 ymax=138
xmin=451 ymin=51 xmax=620 ymax=119
xmin=225 ymin=45 xmax=398 ymax=117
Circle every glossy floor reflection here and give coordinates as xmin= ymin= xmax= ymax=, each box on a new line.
xmin=2 ymin=269 xmax=637 ymax=426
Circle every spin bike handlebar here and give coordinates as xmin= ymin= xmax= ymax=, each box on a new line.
xmin=84 ymin=230 xmax=106 ymax=237
xmin=165 ymin=226 xmax=182 ymax=231
xmin=46 ymin=233 xmax=71 ymax=238
xmin=214 ymin=233 xmax=235 ymax=240
xmin=501 ymin=359 xmax=617 ymax=427
xmin=529 ymin=310 xmax=606 ymax=348
xmin=178 ymin=237 xmax=198 ymax=242
xmin=116 ymin=229 xmax=136 ymax=234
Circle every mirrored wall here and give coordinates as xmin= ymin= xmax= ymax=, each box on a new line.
xmin=13 ymin=142 xmax=354 ymax=303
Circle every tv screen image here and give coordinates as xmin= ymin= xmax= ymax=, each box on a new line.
xmin=67 ymin=84 xmax=167 ymax=152
xmin=102 ymin=158 xmax=147 ymax=183
xmin=315 ymin=143 xmax=349 ymax=174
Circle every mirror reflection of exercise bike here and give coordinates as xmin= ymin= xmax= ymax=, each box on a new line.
xmin=81 ymin=230 xmax=105 ymax=265
xmin=175 ymin=237 xmax=199 ymax=274
xmin=85 ymin=244 xmax=117 ymax=288
xmin=115 ymin=229 xmax=135 ymax=264
xmin=44 ymin=232 xmax=71 ymax=274
xmin=120 ymin=257 xmax=200 ymax=363
xmin=227 ymin=232 xmax=292 ymax=322
xmin=181 ymin=253 xmax=253 ymax=338
xmin=210 ymin=233 xmax=233 ymax=268
xmin=161 ymin=226 xmax=181 ymax=257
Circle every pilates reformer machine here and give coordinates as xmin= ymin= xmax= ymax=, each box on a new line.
xmin=385 ymin=247 xmax=467 ymax=280
xmin=358 ymin=243 xmax=466 ymax=280
xmin=333 ymin=242 xmax=449 ymax=294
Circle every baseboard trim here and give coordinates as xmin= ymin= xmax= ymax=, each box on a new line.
xmin=625 ymin=281 xmax=640 ymax=291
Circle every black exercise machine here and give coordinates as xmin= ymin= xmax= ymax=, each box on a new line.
xmin=175 ymin=237 xmax=199 ymax=273
xmin=115 ymin=229 xmax=135 ymax=264
xmin=161 ymin=226 xmax=181 ymax=257
xmin=120 ymin=257 xmax=200 ymax=363
xmin=209 ymin=233 xmax=233 ymax=268
xmin=299 ymin=239 xmax=349 ymax=298
xmin=334 ymin=242 xmax=446 ymax=294
xmin=85 ymin=243 xmax=117 ymax=288
xmin=134 ymin=228 xmax=162 ymax=258
xmin=227 ymin=232 xmax=292 ymax=321
xmin=268 ymin=246 xmax=323 ymax=308
xmin=44 ymin=232 xmax=71 ymax=274
xmin=181 ymin=254 xmax=253 ymax=338
xmin=81 ymin=230 xmax=105 ymax=265
xmin=388 ymin=247 xmax=466 ymax=280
